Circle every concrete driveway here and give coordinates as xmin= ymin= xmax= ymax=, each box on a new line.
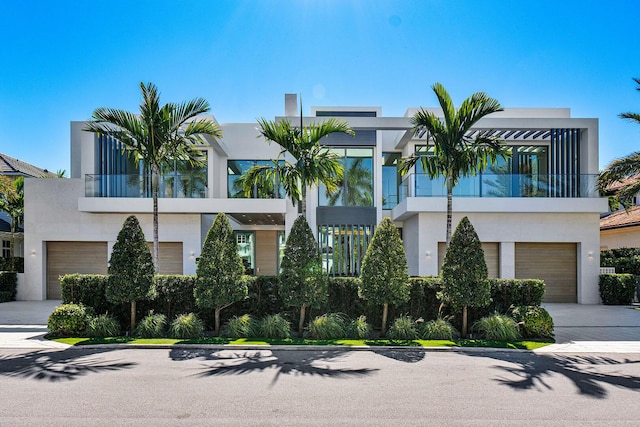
xmin=0 ymin=301 xmax=639 ymax=352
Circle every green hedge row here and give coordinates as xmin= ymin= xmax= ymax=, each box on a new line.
xmin=0 ymin=257 xmax=24 ymax=273
xmin=0 ymin=271 xmax=18 ymax=302
xmin=600 ymin=248 xmax=640 ymax=275
xmin=60 ymin=274 xmax=546 ymax=332
xmin=599 ymin=274 xmax=637 ymax=305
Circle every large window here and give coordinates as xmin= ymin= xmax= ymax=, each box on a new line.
xmin=234 ymin=231 xmax=255 ymax=274
xmin=319 ymin=148 xmax=373 ymax=207
xmin=382 ymin=152 xmax=401 ymax=209
xmin=227 ymin=160 xmax=284 ymax=199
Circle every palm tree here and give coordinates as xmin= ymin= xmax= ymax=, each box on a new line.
xmin=237 ymin=115 xmax=354 ymax=218
xmin=0 ymin=176 xmax=24 ymax=259
xmin=326 ymin=157 xmax=373 ymax=206
xmin=399 ymin=82 xmax=508 ymax=247
xmin=85 ymin=82 xmax=222 ymax=272
xmin=598 ymin=78 xmax=640 ymax=207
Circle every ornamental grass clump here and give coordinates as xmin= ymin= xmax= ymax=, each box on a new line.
xmin=48 ymin=303 xmax=90 ymax=336
xmin=346 ymin=315 xmax=373 ymax=339
xmin=386 ymin=316 xmax=419 ymax=340
xmin=135 ymin=313 xmax=167 ymax=338
xmin=85 ymin=314 xmax=120 ymax=337
xmin=473 ymin=313 xmax=520 ymax=341
xmin=258 ymin=314 xmax=291 ymax=339
xmin=420 ymin=317 xmax=460 ymax=340
xmin=306 ymin=313 xmax=347 ymax=339
xmin=169 ymin=313 xmax=204 ymax=339
xmin=224 ymin=314 xmax=258 ymax=338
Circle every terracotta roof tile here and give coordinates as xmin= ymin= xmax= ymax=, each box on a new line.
xmin=600 ymin=205 xmax=640 ymax=230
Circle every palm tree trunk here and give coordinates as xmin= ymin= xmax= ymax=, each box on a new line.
xmin=9 ymin=217 xmax=15 ymax=259
xmin=462 ymin=305 xmax=468 ymax=337
xmin=152 ymin=164 xmax=160 ymax=274
xmin=381 ymin=303 xmax=389 ymax=336
xmin=130 ymin=300 xmax=137 ymax=333
xmin=298 ymin=303 xmax=307 ymax=337
xmin=215 ymin=307 xmax=221 ymax=336
xmin=300 ymin=185 xmax=307 ymax=219
xmin=445 ymin=176 xmax=453 ymax=248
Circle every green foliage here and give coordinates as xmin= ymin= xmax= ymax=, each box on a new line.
xmin=258 ymin=314 xmax=291 ymax=339
xmin=306 ymin=313 xmax=347 ymax=339
xmin=473 ymin=313 xmax=521 ymax=341
xmin=169 ymin=313 xmax=204 ymax=339
xmin=600 ymin=249 xmax=640 ymax=275
xmin=510 ymin=306 xmax=554 ymax=339
xmin=346 ymin=315 xmax=373 ymax=339
xmin=602 ymin=247 xmax=640 ymax=259
xmin=387 ymin=316 xmax=420 ymax=340
xmin=0 ymin=257 xmax=24 ymax=273
xmin=487 ymin=278 xmax=545 ymax=312
xmin=86 ymin=314 xmax=120 ymax=337
xmin=153 ymin=275 xmax=197 ymax=320
xmin=135 ymin=313 xmax=168 ymax=338
xmin=420 ymin=318 xmax=460 ymax=340
xmin=440 ymin=217 xmax=490 ymax=310
xmin=224 ymin=314 xmax=258 ymax=338
xmin=107 ymin=215 xmax=155 ymax=304
xmin=0 ymin=271 xmax=17 ymax=302
xmin=280 ymin=216 xmax=327 ymax=309
xmin=359 ymin=217 xmax=410 ymax=306
xmin=194 ymin=213 xmax=247 ymax=312
xmin=61 ymin=274 xmax=110 ymax=313
xmin=48 ymin=303 xmax=89 ymax=336
xmin=599 ymin=274 xmax=637 ymax=305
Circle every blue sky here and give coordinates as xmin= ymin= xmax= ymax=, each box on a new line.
xmin=1 ymin=0 xmax=639 ymax=172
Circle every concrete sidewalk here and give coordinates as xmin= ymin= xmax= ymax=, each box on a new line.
xmin=0 ymin=301 xmax=638 ymax=352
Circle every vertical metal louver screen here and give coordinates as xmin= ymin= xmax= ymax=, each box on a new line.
xmin=318 ymin=224 xmax=374 ymax=276
xmin=95 ymin=134 xmax=132 ymax=197
xmin=549 ymin=129 xmax=581 ymax=197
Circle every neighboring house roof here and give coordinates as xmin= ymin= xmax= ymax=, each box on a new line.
xmin=0 ymin=153 xmax=56 ymax=178
xmin=603 ymin=174 xmax=640 ymax=193
xmin=600 ymin=205 xmax=640 ymax=230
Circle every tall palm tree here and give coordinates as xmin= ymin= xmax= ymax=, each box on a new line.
xmin=85 ymin=82 xmax=222 ymax=272
xmin=598 ymin=78 xmax=640 ymax=206
xmin=399 ymin=83 xmax=508 ymax=247
xmin=237 ymin=115 xmax=354 ymax=218
xmin=0 ymin=176 xmax=24 ymax=259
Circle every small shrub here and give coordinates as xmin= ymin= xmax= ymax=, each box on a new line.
xmin=48 ymin=303 xmax=89 ymax=336
xmin=510 ymin=306 xmax=554 ymax=339
xmin=0 ymin=271 xmax=17 ymax=302
xmin=135 ymin=313 xmax=168 ymax=338
xmin=258 ymin=314 xmax=291 ymax=339
xmin=306 ymin=313 xmax=347 ymax=339
xmin=599 ymin=274 xmax=637 ymax=305
xmin=420 ymin=318 xmax=460 ymax=340
xmin=224 ymin=314 xmax=257 ymax=338
xmin=169 ymin=313 xmax=204 ymax=339
xmin=86 ymin=314 xmax=120 ymax=337
xmin=346 ymin=315 xmax=373 ymax=339
xmin=473 ymin=313 xmax=521 ymax=341
xmin=386 ymin=316 xmax=419 ymax=340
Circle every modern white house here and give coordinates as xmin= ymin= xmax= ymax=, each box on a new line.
xmin=22 ymin=94 xmax=608 ymax=303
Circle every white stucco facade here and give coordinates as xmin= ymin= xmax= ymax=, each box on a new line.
xmin=22 ymin=96 xmax=608 ymax=303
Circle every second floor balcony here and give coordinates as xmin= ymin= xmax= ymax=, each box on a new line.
xmin=399 ymin=173 xmax=600 ymax=200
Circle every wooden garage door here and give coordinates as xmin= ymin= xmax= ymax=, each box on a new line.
xmin=515 ymin=243 xmax=577 ymax=303
xmin=255 ymin=230 xmax=278 ymax=276
xmin=147 ymin=242 xmax=183 ymax=275
xmin=47 ymin=242 xmax=108 ymax=300
xmin=438 ymin=242 xmax=500 ymax=278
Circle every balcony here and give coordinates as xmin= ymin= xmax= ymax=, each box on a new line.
xmin=399 ymin=173 xmax=600 ymax=200
xmin=86 ymin=174 xmax=208 ymax=198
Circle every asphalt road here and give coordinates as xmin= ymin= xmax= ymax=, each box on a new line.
xmin=1 ymin=347 xmax=639 ymax=426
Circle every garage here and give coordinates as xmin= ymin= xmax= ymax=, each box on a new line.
xmin=46 ymin=241 xmax=108 ymax=300
xmin=515 ymin=243 xmax=577 ymax=303
xmin=147 ymin=242 xmax=183 ymax=275
xmin=438 ymin=242 xmax=500 ymax=278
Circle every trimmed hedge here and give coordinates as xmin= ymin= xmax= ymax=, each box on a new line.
xmin=0 ymin=271 xmax=18 ymax=302
xmin=600 ymin=248 xmax=640 ymax=275
xmin=599 ymin=274 xmax=637 ymax=305
xmin=153 ymin=275 xmax=197 ymax=320
xmin=60 ymin=274 xmax=110 ymax=313
xmin=487 ymin=279 xmax=545 ymax=313
xmin=0 ymin=257 xmax=24 ymax=273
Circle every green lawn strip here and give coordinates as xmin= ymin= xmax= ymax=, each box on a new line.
xmin=49 ymin=336 xmax=552 ymax=349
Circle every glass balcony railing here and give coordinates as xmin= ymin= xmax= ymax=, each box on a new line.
xmin=399 ymin=173 xmax=600 ymax=200
xmin=85 ymin=174 xmax=208 ymax=198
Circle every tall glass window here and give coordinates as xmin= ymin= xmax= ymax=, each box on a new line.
xmin=234 ymin=231 xmax=255 ymax=274
xmin=319 ymin=148 xmax=373 ymax=206
xmin=227 ymin=160 xmax=283 ymax=198
xmin=160 ymin=151 xmax=208 ymax=198
xmin=382 ymin=152 xmax=401 ymax=209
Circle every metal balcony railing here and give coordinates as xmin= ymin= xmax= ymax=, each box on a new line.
xmin=399 ymin=173 xmax=600 ymax=200
xmin=85 ymin=174 xmax=208 ymax=198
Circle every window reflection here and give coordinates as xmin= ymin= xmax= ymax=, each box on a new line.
xmin=319 ymin=148 xmax=373 ymax=207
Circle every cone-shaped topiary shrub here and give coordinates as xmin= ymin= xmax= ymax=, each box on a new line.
xmin=107 ymin=215 xmax=155 ymax=333
xmin=194 ymin=213 xmax=248 ymax=335
xmin=440 ymin=216 xmax=490 ymax=337
xmin=359 ymin=217 xmax=409 ymax=335
xmin=280 ymin=215 xmax=327 ymax=336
